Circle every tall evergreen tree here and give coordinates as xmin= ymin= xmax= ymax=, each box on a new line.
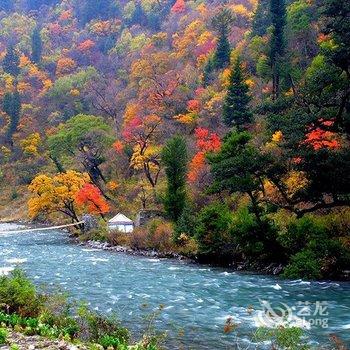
xmin=269 ymin=0 xmax=286 ymax=100
xmin=223 ymin=58 xmax=252 ymax=130
xmin=214 ymin=32 xmax=231 ymax=69
xmin=3 ymin=90 xmax=21 ymax=145
xmin=252 ymin=0 xmax=271 ymax=36
xmin=161 ymin=136 xmax=188 ymax=222
xmin=321 ymin=0 xmax=350 ymax=73
xmin=202 ymin=56 xmax=215 ymax=86
xmin=77 ymin=0 xmax=117 ymax=25
xmin=31 ymin=26 xmax=42 ymax=64
xmin=3 ymin=45 xmax=20 ymax=76
xmin=130 ymin=2 xmax=147 ymax=26
xmin=0 ymin=0 xmax=14 ymax=12
xmin=212 ymin=8 xmax=234 ymax=69
xmin=26 ymin=0 xmax=60 ymax=11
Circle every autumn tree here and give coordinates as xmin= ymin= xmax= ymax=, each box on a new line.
xmin=123 ymin=114 xmax=162 ymax=189
xmin=87 ymin=76 xmax=123 ymax=130
xmin=270 ymin=0 xmax=286 ymax=99
xmin=48 ymin=114 xmax=113 ymax=187
xmin=264 ymin=54 xmax=350 ymax=215
xmin=28 ymin=171 xmax=90 ymax=228
xmin=3 ymin=45 xmax=20 ymax=77
xmin=130 ymin=51 xmax=182 ymax=118
xmin=212 ymin=8 xmax=234 ymax=69
xmin=223 ymin=58 xmax=252 ymax=130
xmin=75 ymin=183 xmax=110 ymax=218
xmin=161 ymin=135 xmax=188 ymax=222
xmin=171 ymin=0 xmax=186 ymax=14
xmin=188 ymin=128 xmax=221 ymax=184
xmin=31 ymin=26 xmax=42 ymax=64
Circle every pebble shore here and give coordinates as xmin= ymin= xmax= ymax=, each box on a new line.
xmin=0 ymin=331 xmax=90 ymax=350
xmin=80 ymin=240 xmax=190 ymax=261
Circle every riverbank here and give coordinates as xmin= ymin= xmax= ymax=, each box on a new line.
xmin=1 ymin=221 xmax=349 ymax=280
xmin=79 ymin=239 xmax=192 ymax=261
xmin=0 ymin=271 xmax=161 ymax=350
xmin=0 ymin=329 xmax=87 ymax=350
xmin=79 ymin=239 xmax=286 ymax=276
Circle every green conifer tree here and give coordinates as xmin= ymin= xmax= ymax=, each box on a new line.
xmin=321 ymin=0 xmax=350 ymax=73
xmin=3 ymin=45 xmax=20 ymax=76
xmin=3 ymin=90 xmax=21 ymax=145
xmin=161 ymin=136 xmax=188 ymax=222
xmin=252 ymin=0 xmax=271 ymax=36
xmin=270 ymin=0 xmax=286 ymax=100
xmin=31 ymin=26 xmax=42 ymax=64
xmin=223 ymin=58 xmax=252 ymax=130
xmin=0 ymin=0 xmax=14 ymax=11
xmin=212 ymin=8 xmax=234 ymax=69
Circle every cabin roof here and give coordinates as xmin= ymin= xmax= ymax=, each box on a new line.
xmin=108 ymin=213 xmax=133 ymax=225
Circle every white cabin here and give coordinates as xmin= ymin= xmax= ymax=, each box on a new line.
xmin=108 ymin=213 xmax=134 ymax=233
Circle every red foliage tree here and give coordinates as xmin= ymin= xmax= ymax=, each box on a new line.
xmin=113 ymin=140 xmax=124 ymax=153
xmin=75 ymin=183 xmax=110 ymax=216
xmin=304 ymin=119 xmax=341 ymax=150
xmin=188 ymin=128 xmax=221 ymax=182
xmin=171 ymin=0 xmax=186 ymax=13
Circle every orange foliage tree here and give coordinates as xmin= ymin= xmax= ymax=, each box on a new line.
xmin=78 ymin=39 xmax=95 ymax=52
xmin=56 ymin=57 xmax=76 ymax=76
xmin=304 ymin=119 xmax=341 ymax=150
xmin=188 ymin=128 xmax=221 ymax=182
xmin=75 ymin=183 xmax=110 ymax=217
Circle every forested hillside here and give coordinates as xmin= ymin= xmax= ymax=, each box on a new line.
xmin=0 ymin=0 xmax=349 ymax=280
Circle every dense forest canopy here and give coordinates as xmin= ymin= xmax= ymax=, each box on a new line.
xmin=0 ymin=0 xmax=349 ymax=280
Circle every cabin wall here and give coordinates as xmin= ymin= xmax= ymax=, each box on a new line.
xmin=108 ymin=224 xmax=134 ymax=233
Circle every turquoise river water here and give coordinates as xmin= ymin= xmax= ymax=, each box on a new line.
xmin=0 ymin=223 xmax=349 ymax=349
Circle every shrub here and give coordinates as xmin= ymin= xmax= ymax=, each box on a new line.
xmin=0 ymin=328 xmax=7 ymax=345
xmin=254 ymin=326 xmax=310 ymax=350
xmin=0 ymin=269 xmax=42 ymax=317
xmin=77 ymin=305 xmax=129 ymax=343
xmin=174 ymin=204 xmax=198 ymax=241
xmin=283 ymin=249 xmax=322 ymax=280
xmin=129 ymin=227 xmax=149 ymax=250
xmin=280 ymin=214 xmax=350 ymax=279
xmin=195 ymin=202 xmax=233 ymax=260
xmin=151 ymin=222 xmax=174 ymax=252
xmin=106 ymin=230 xmax=131 ymax=246
xmin=307 ymin=236 xmax=350 ymax=278
xmin=277 ymin=216 xmax=326 ymax=255
xmin=175 ymin=234 xmax=198 ymax=257
xmin=129 ymin=219 xmax=175 ymax=252
xmin=230 ymin=204 xmax=282 ymax=262
xmin=98 ymin=334 xmax=121 ymax=348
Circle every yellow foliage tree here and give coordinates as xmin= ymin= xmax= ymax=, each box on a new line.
xmin=28 ymin=170 xmax=89 ymax=224
xmin=20 ymin=132 xmax=41 ymax=156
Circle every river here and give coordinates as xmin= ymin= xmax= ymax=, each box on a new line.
xmin=0 ymin=223 xmax=349 ymax=349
